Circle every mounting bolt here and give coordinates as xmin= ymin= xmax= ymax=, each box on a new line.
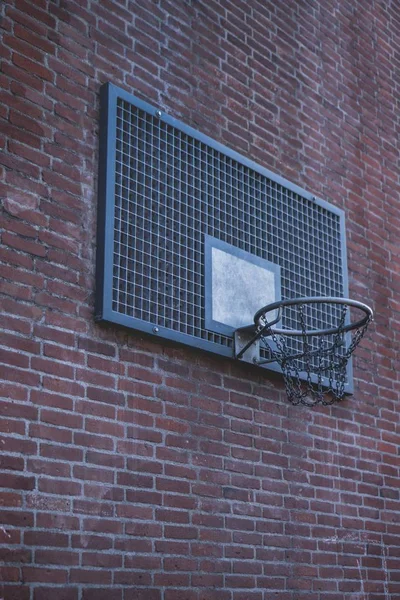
xmin=152 ymin=326 xmax=159 ymax=334
xmin=155 ymin=110 xmax=162 ymax=118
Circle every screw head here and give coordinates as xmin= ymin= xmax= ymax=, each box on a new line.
xmin=155 ymin=110 xmax=162 ymax=118
xmin=153 ymin=326 xmax=159 ymax=334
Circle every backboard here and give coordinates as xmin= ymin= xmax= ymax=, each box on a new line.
xmin=96 ymin=83 xmax=351 ymax=390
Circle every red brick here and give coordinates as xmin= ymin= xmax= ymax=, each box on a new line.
xmin=30 ymin=390 xmax=73 ymax=411
xmin=0 ymin=332 xmax=40 ymax=355
xmin=86 ymin=386 xmax=124 ymax=406
xmin=70 ymin=569 xmax=112 ymax=584
xmin=75 ymin=399 xmax=116 ymax=419
xmin=35 ymin=550 xmax=79 ymax=566
xmin=43 ymin=343 xmax=85 ymax=365
xmin=0 ymin=585 xmax=30 ymax=600
xmin=8 ymin=139 xmax=51 ymax=168
xmin=74 ymin=432 xmax=114 ymax=451
xmin=0 ymin=510 xmax=33 ymax=528
xmin=44 ymin=311 xmax=87 ymax=333
xmin=33 ymin=588 xmax=78 ymax=600
xmin=125 ymin=591 xmax=161 ymax=600
xmin=29 ymin=423 xmax=72 ymax=444
xmin=1 ymin=231 xmax=46 ymax=257
xmin=163 ymin=592 xmax=197 ymax=600
xmin=114 ymin=571 xmax=152 ymax=585
xmin=1 ymin=473 xmax=35 ymax=491
xmin=0 ymin=416 xmax=25 ymax=435
xmin=27 ymin=458 xmax=70 ymax=478
xmin=40 ymin=408 xmax=83 ymax=429
xmin=38 ymin=478 xmax=81 ymax=496
xmin=44 ymin=372 xmax=81 ymax=396
xmin=83 ymin=518 xmax=123 ymax=535
xmin=35 ymin=513 xmax=79 ymax=531
xmin=87 ymin=354 xmax=125 ymax=375
xmin=0 ymin=492 xmax=22 ymax=507
xmin=30 ymin=357 xmax=74 ymax=379
xmin=39 ymin=443 xmax=82 ymax=462
xmin=0 ymin=547 xmax=31 ymax=564
xmin=0 ymin=527 xmax=20 ymax=545
xmin=0 ymin=399 xmax=38 ymax=422
xmin=117 ymin=472 xmax=153 ymax=489
xmin=0 ymin=567 xmax=20 ymax=583
xmin=122 ymin=380 xmax=155 ymax=397
xmin=0 ymin=436 xmax=36 ymax=456
xmin=78 ymin=337 xmax=116 ymax=356
xmin=73 ymin=465 xmax=114 ymax=483
xmin=85 ymin=418 xmax=124 ymax=438
xmin=0 ymin=279 xmax=33 ymax=301
xmin=73 ymin=498 xmax=113 ymax=516
xmin=82 ymin=591 xmax=122 ymax=600
xmin=85 ymin=450 xmax=123 ymax=469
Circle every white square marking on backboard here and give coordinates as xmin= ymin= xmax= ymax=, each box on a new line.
xmin=211 ymin=247 xmax=277 ymax=330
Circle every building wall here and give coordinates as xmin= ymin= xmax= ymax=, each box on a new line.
xmin=1 ymin=1 xmax=399 ymax=599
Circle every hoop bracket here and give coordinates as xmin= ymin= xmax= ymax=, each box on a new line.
xmin=233 ymin=296 xmax=373 ymax=406
xmin=234 ymin=327 xmax=260 ymax=363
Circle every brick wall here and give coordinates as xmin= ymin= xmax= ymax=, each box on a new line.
xmin=1 ymin=1 xmax=399 ymax=599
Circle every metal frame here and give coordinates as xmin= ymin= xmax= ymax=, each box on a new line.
xmin=95 ymin=82 xmax=352 ymax=390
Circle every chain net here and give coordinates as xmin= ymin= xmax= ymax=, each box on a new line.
xmin=258 ymin=304 xmax=372 ymax=406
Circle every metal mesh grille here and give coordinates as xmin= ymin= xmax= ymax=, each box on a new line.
xmin=109 ymin=95 xmax=345 ymax=362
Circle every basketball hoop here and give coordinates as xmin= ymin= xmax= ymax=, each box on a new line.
xmin=235 ymin=297 xmax=373 ymax=406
